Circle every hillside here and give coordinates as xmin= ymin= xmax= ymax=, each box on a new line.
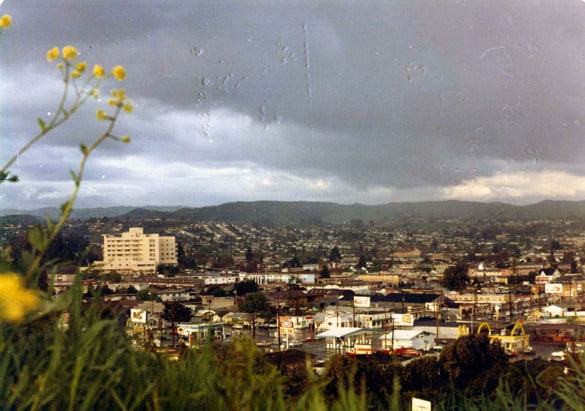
xmin=3 ymin=200 xmax=585 ymax=224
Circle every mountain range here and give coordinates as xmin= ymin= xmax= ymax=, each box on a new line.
xmin=2 ymin=200 xmax=585 ymax=225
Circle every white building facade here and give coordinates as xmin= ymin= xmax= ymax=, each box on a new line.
xmin=97 ymin=227 xmax=177 ymax=273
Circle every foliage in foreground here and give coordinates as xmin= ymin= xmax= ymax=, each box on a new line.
xmin=0 ymin=293 xmax=581 ymax=411
xmin=0 ymin=280 xmax=360 ymax=410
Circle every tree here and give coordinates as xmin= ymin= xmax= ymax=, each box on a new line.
xmin=157 ymin=264 xmax=180 ymax=276
xmin=136 ymin=289 xmax=159 ymax=301
xmin=441 ymin=263 xmax=469 ymax=291
xmin=206 ymin=285 xmax=227 ymax=297
xmin=440 ymin=334 xmax=508 ymax=396
xmin=161 ymin=302 xmax=193 ymax=347
xmin=284 ymin=255 xmax=301 ymax=268
xmin=103 ymin=271 xmax=122 ymax=283
xmin=329 ymin=246 xmax=342 ymax=263
xmin=234 ymin=279 xmax=259 ymax=296
xmin=320 ymin=265 xmax=330 ymax=279
xmin=239 ymin=292 xmax=270 ymax=337
xmin=177 ymin=242 xmax=186 ymax=267
xmin=245 ymin=246 xmax=254 ymax=263
xmin=356 ymin=255 xmax=367 ymax=269
xmin=401 ymin=356 xmax=443 ymax=400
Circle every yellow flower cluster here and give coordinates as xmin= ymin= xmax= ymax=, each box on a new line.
xmin=0 ymin=14 xmax=11 ymax=28
xmin=46 ymin=47 xmax=127 ymax=84
xmin=43 ymin=45 xmax=132 ymax=142
xmin=105 ymin=89 xmax=133 ymax=115
xmin=62 ymin=46 xmax=78 ymax=61
xmin=0 ymin=273 xmax=38 ymax=323
xmin=47 ymin=47 xmax=59 ymax=62
xmin=112 ymin=65 xmax=126 ymax=81
xmin=96 ymin=109 xmax=109 ymax=121
xmin=93 ymin=64 xmax=105 ymax=78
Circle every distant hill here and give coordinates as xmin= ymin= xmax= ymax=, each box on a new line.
xmin=0 ymin=214 xmax=41 ymax=226
xmin=3 ymin=200 xmax=585 ymax=224
xmin=122 ymin=200 xmax=585 ymax=224
xmin=0 ymin=206 xmax=182 ymax=220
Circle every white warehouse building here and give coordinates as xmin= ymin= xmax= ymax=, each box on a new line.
xmin=96 ymin=227 xmax=177 ymax=273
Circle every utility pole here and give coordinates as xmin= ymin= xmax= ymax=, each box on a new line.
xmin=352 ymin=298 xmax=356 ymax=327
xmin=508 ymin=287 xmax=513 ymax=322
xmin=384 ymin=306 xmax=388 ymax=351
xmin=277 ymin=293 xmax=281 ymax=351
xmin=435 ymin=296 xmax=440 ymax=345
xmin=391 ymin=316 xmax=395 ymax=353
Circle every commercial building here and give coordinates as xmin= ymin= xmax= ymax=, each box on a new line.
xmin=97 ymin=227 xmax=177 ymax=273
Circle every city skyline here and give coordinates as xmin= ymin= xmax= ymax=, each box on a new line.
xmin=3 ymin=1 xmax=585 ymax=209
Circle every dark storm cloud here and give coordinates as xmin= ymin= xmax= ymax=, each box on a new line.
xmin=2 ymin=0 xmax=585 ymax=208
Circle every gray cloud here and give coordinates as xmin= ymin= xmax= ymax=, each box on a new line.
xmin=2 ymin=0 xmax=585 ymax=208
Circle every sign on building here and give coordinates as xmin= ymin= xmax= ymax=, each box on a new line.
xmin=354 ymin=296 xmax=371 ymax=308
xmin=545 ymin=283 xmax=563 ymax=294
xmin=392 ymin=313 xmax=414 ymax=326
xmin=279 ymin=317 xmax=294 ymax=329
xmin=131 ymin=309 xmax=147 ymax=324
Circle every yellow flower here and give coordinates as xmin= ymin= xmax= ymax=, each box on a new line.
xmin=112 ymin=65 xmax=126 ymax=81
xmin=0 ymin=273 xmax=38 ymax=323
xmin=110 ymin=89 xmax=126 ymax=99
xmin=121 ymin=136 xmax=131 ymax=143
xmin=62 ymin=46 xmax=78 ymax=61
xmin=107 ymin=98 xmax=118 ymax=106
xmin=96 ymin=109 xmax=109 ymax=121
xmin=0 ymin=14 xmax=12 ymax=28
xmin=93 ymin=64 xmax=105 ymax=78
xmin=47 ymin=47 xmax=60 ymax=62
xmin=90 ymin=88 xmax=99 ymax=98
xmin=71 ymin=70 xmax=81 ymax=79
xmin=76 ymin=62 xmax=87 ymax=72
xmin=123 ymin=102 xmax=133 ymax=113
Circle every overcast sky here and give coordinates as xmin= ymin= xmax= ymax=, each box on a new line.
xmin=2 ymin=0 xmax=585 ymax=209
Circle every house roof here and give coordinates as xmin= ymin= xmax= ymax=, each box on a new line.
xmin=378 ymin=329 xmax=435 ymax=340
xmin=538 ymin=267 xmax=559 ymax=276
xmin=315 ymin=327 xmax=365 ymax=339
xmin=371 ymin=293 xmax=440 ymax=304
xmin=557 ymin=275 xmax=585 ymax=283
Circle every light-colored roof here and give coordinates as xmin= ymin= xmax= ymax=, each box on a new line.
xmin=379 ymin=329 xmax=435 ymax=340
xmin=316 ymin=327 xmax=365 ymax=338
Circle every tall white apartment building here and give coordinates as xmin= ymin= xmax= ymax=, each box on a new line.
xmin=98 ymin=227 xmax=177 ymax=273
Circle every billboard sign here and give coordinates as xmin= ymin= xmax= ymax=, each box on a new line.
xmin=354 ymin=296 xmax=371 ymax=308
xmin=131 ymin=309 xmax=147 ymax=324
xmin=278 ymin=317 xmax=294 ymax=329
xmin=545 ymin=283 xmax=563 ymax=294
xmin=392 ymin=313 xmax=414 ymax=326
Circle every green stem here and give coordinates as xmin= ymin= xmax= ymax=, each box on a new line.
xmin=1 ymin=63 xmax=101 ymax=177
xmin=25 ymin=106 xmax=122 ymax=280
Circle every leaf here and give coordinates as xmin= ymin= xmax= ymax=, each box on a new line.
xmin=37 ymin=117 xmax=47 ymax=131
xmin=0 ymin=171 xmax=18 ymax=183
xmin=69 ymin=170 xmax=80 ymax=186
xmin=60 ymin=200 xmax=72 ymax=216
xmin=28 ymin=225 xmax=48 ymax=252
xmin=45 ymin=215 xmax=55 ymax=232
